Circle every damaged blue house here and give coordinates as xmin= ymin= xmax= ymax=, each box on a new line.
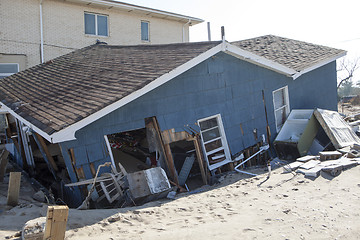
xmin=0 ymin=35 xmax=346 ymax=206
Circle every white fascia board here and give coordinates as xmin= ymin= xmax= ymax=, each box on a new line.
xmin=68 ymin=0 xmax=203 ymax=24
xmin=48 ymin=43 xmax=224 ymax=143
xmin=292 ymin=51 xmax=347 ymax=80
xmin=0 ymin=102 xmax=53 ymax=143
xmin=223 ymin=42 xmax=297 ymax=77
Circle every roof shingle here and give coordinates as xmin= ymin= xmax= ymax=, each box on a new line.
xmin=231 ymin=35 xmax=345 ymax=72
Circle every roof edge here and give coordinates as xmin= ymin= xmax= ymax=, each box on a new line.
xmin=223 ymin=42 xmax=297 ymax=76
xmin=0 ymin=103 xmax=54 ymax=143
xmin=66 ymin=0 xmax=204 ymax=24
xmin=292 ymin=51 xmax=347 ymax=80
xmin=47 ymin=42 xmax=224 ymax=143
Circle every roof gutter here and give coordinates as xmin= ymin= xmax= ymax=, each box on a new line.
xmin=182 ymin=19 xmax=191 ymax=42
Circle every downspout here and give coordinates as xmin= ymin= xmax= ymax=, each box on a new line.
xmin=182 ymin=19 xmax=191 ymax=42
xmin=39 ymin=0 xmax=44 ymax=63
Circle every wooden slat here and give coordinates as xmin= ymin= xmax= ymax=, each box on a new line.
xmin=0 ymin=150 xmax=9 ymax=182
xmin=193 ymin=135 xmax=208 ymax=185
xmin=7 ymin=172 xmax=21 ymax=206
xmin=43 ymin=205 xmax=69 ymax=240
xmin=35 ymin=133 xmax=59 ymax=171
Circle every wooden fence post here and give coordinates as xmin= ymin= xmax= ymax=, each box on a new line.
xmin=7 ymin=172 xmax=21 ymax=206
xmin=43 ymin=205 xmax=69 ymax=240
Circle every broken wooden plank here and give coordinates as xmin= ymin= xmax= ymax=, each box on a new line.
xmin=0 ymin=150 xmax=9 ymax=182
xmin=283 ymin=161 xmax=304 ymax=173
xmin=322 ymin=164 xmax=343 ymax=177
xmin=32 ymin=133 xmax=57 ymax=180
xmin=161 ymin=129 xmax=189 ymax=145
xmin=35 ymin=133 xmax=59 ymax=171
xmin=299 ymin=160 xmax=321 ymax=170
xmin=304 ymin=165 xmax=323 ymax=178
xmin=43 ymin=205 xmax=69 ymax=240
xmin=296 ymin=155 xmax=316 ymax=162
xmin=193 ymin=135 xmax=208 ymax=185
xmin=319 ymin=151 xmax=342 ymax=161
xmin=7 ymin=172 xmax=21 ymax=206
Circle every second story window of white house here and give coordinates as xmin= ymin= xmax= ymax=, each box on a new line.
xmin=0 ymin=63 xmax=19 ymax=79
xmin=141 ymin=21 xmax=149 ymax=41
xmin=84 ymin=13 xmax=108 ymax=37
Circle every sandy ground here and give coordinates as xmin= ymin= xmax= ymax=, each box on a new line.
xmin=1 ymin=164 xmax=360 ymax=240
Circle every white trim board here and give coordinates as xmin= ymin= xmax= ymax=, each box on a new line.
xmin=2 ymin=41 xmax=346 ymax=143
xmin=66 ymin=0 xmax=204 ymax=24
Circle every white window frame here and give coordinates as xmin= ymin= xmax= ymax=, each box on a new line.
xmin=0 ymin=63 xmax=19 ymax=78
xmin=272 ymin=86 xmax=290 ymax=132
xmin=197 ymin=114 xmax=232 ymax=172
xmin=84 ymin=12 xmax=109 ymax=37
xmin=141 ymin=21 xmax=150 ymax=42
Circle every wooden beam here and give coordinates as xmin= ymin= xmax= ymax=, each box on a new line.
xmin=0 ymin=150 xmax=9 ymax=182
xmin=35 ymin=133 xmax=59 ymax=171
xmin=32 ymin=133 xmax=57 ymax=180
xmin=7 ymin=172 xmax=21 ymax=206
xmin=15 ymin=121 xmax=28 ymax=169
xmin=146 ymin=117 xmax=179 ymax=185
xmin=161 ymin=129 xmax=189 ymax=144
xmin=43 ymin=205 xmax=69 ymax=240
xmin=193 ymin=135 xmax=208 ymax=185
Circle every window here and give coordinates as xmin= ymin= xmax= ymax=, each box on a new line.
xmin=0 ymin=63 xmax=19 ymax=79
xmin=141 ymin=21 xmax=149 ymax=41
xmin=84 ymin=13 xmax=108 ymax=36
xmin=198 ymin=114 xmax=232 ymax=171
xmin=273 ymin=86 xmax=290 ymax=132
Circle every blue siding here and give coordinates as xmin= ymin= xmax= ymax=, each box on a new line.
xmin=60 ymin=52 xmax=338 ymax=204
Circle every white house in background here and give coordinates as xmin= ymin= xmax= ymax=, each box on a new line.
xmin=0 ymin=0 xmax=203 ymax=74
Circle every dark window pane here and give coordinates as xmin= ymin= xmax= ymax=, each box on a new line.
xmin=97 ymin=15 xmax=108 ymax=36
xmin=205 ymin=139 xmax=222 ymax=152
xmin=202 ymin=127 xmax=220 ymax=142
xmin=84 ymin=13 xmax=96 ymax=35
xmin=0 ymin=64 xmax=18 ymax=73
xmin=141 ymin=21 xmax=149 ymax=41
xmin=199 ymin=117 xmax=218 ymax=131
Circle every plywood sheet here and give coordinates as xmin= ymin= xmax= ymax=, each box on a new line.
xmin=314 ymin=109 xmax=360 ymax=149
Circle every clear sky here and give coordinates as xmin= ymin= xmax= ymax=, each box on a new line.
xmin=123 ymin=0 xmax=360 ymax=82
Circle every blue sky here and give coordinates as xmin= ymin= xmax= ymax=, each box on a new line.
xmin=123 ymin=0 xmax=360 ymax=82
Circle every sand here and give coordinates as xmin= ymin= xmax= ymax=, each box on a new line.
xmin=1 ymin=165 xmax=360 ymax=240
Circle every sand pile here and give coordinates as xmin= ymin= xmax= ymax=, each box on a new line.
xmin=1 ymin=164 xmax=360 ymax=240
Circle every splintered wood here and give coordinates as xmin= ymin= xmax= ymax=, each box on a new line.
xmin=43 ymin=205 xmax=69 ymax=240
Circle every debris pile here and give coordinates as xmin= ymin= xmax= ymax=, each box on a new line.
xmin=283 ymin=146 xmax=360 ymax=178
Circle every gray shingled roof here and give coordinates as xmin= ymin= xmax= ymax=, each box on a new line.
xmin=0 ymin=36 xmax=345 ymax=137
xmin=0 ymin=42 xmax=220 ymax=134
xmin=232 ymin=35 xmax=345 ymax=72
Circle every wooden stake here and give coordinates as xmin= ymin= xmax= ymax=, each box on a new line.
xmin=0 ymin=150 xmax=9 ymax=182
xmin=193 ymin=135 xmax=208 ymax=185
xmin=7 ymin=172 xmax=21 ymax=206
xmin=43 ymin=205 xmax=69 ymax=240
